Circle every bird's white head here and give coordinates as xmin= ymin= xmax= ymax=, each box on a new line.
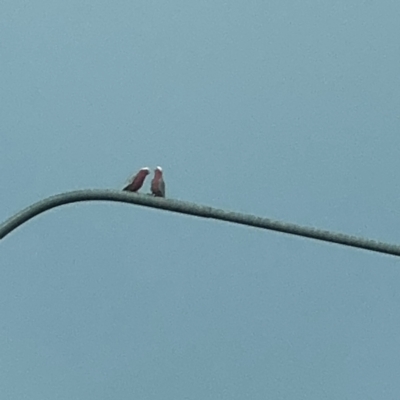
xmin=141 ymin=167 xmax=151 ymax=174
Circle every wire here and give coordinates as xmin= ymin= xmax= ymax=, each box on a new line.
xmin=0 ymin=189 xmax=399 ymax=258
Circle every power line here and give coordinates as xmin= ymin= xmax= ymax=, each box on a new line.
xmin=0 ymin=189 xmax=399 ymax=258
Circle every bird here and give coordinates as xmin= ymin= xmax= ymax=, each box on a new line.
xmin=123 ymin=167 xmax=150 ymax=192
xmin=151 ymin=166 xmax=166 ymax=197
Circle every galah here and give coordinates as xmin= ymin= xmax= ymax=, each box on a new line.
xmin=123 ymin=167 xmax=150 ymax=192
xmin=151 ymin=166 xmax=166 ymax=197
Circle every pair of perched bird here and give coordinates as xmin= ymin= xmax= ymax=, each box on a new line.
xmin=123 ymin=166 xmax=165 ymax=197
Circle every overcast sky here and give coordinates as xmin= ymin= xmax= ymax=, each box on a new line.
xmin=1 ymin=0 xmax=400 ymax=398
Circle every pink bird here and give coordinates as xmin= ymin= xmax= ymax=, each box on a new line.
xmin=123 ymin=167 xmax=150 ymax=192
xmin=151 ymin=166 xmax=166 ymax=197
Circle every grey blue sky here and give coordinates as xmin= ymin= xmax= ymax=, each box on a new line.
xmin=1 ymin=0 xmax=400 ymax=398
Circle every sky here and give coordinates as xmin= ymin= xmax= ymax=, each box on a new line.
xmin=1 ymin=0 xmax=400 ymax=398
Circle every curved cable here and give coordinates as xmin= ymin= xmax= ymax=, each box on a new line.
xmin=0 ymin=189 xmax=399 ymax=258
